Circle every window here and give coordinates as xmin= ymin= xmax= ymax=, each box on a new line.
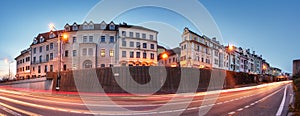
xmin=26 ymin=57 xmax=30 ymax=62
xmin=73 ymin=50 xmax=77 ymax=57
xmin=122 ymin=31 xmax=126 ymax=36
xmin=101 ymin=64 xmax=105 ymax=67
xmin=39 ymin=55 xmax=42 ymax=63
xmin=130 ymin=51 xmax=134 ymax=58
xmin=109 ymin=36 xmax=114 ymax=43
xmin=38 ymin=66 xmax=41 ymax=73
xmin=44 ymin=65 xmax=48 ymax=73
xmin=109 ymin=64 xmax=114 ymax=67
xmin=89 ymin=36 xmax=93 ymax=43
xmin=122 ymin=51 xmax=126 ymax=57
xmin=73 ymin=37 xmax=77 ymax=43
xmin=142 ymin=33 xmax=146 ymax=39
xmin=130 ymin=41 xmax=134 ymax=47
xmin=33 ymin=48 xmax=36 ymax=54
xmin=143 ymin=43 xmax=147 ymax=49
xmin=101 ymin=49 xmax=105 ymax=57
xmin=88 ymin=48 xmax=93 ymax=56
xmin=129 ymin=32 xmax=134 ymax=38
xmin=150 ymin=35 xmax=154 ymax=40
xmin=65 ymin=50 xmax=69 ymax=57
xmin=50 ymin=43 xmax=54 ymax=49
xmin=73 ymin=25 xmax=78 ymax=30
xmin=101 ymin=36 xmax=105 ymax=42
xmin=109 ymin=50 xmax=114 ymax=57
xmin=122 ymin=38 xmax=126 ymax=47
xmin=50 ymin=53 xmax=53 ymax=60
xmin=150 ymin=53 xmax=155 ymax=59
xmin=83 ymin=36 xmax=87 ymax=43
xmin=33 ymin=57 xmax=36 ymax=63
xmin=46 ymin=45 xmax=49 ymax=51
xmin=46 ymin=54 xmax=49 ymax=62
xmin=143 ymin=52 xmax=147 ymax=59
xmin=82 ymin=48 xmax=87 ymax=56
xmin=101 ymin=24 xmax=106 ymax=29
xmin=136 ymin=42 xmax=141 ymax=48
xmin=136 ymin=52 xmax=140 ymax=58
xmin=136 ymin=33 xmax=140 ymax=38
xmin=109 ymin=25 xmax=115 ymax=30
xmin=39 ymin=46 xmax=43 ymax=53
xmin=63 ymin=64 xmax=67 ymax=71
xmin=150 ymin=44 xmax=154 ymax=49
xmin=50 ymin=65 xmax=53 ymax=72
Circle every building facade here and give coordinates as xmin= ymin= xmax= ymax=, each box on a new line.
xmin=293 ymin=59 xmax=300 ymax=76
xmin=15 ymin=21 xmax=159 ymax=78
xmin=15 ymin=48 xmax=31 ymax=79
xmin=180 ymin=28 xmax=212 ymax=69
xmin=158 ymin=47 xmax=181 ymax=67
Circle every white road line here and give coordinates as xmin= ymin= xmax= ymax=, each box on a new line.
xmin=237 ymin=108 xmax=243 ymax=111
xmin=244 ymin=105 xmax=250 ymax=108
xmin=276 ymin=85 xmax=288 ymax=116
xmin=227 ymin=85 xmax=286 ymax=116
xmin=228 ymin=112 xmax=235 ymax=115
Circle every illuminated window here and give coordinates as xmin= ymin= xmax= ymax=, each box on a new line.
xmin=109 ymin=50 xmax=114 ymax=57
xmin=101 ymin=49 xmax=105 ymax=57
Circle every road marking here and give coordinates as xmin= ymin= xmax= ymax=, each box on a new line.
xmin=0 ymin=102 xmax=40 ymax=116
xmin=227 ymin=84 xmax=286 ymax=116
xmin=237 ymin=108 xmax=243 ymax=111
xmin=244 ymin=105 xmax=250 ymax=108
xmin=228 ymin=112 xmax=235 ymax=115
xmin=276 ymin=85 xmax=288 ymax=116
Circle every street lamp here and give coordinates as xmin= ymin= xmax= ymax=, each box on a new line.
xmin=49 ymin=23 xmax=68 ymax=91
xmin=227 ymin=44 xmax=235 ymax=71
xmin=4 ymin=59 xmax=13 ymax=79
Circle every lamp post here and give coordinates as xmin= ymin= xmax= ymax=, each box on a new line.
xmin=49 ymin=23 xmax=68 ymax=91
xmin=4 ymin=59 xmax=13 ymax=79
xmin=227 ymin=45 xmax=234 ymax=71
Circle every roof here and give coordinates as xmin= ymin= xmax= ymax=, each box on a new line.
xmin=15 ymin=48 xmax=30 ymax=60
xmin=119 ymin=23 xmax=158 ymax=33
xmin=30 ymin=30 xmax=64 ymax=46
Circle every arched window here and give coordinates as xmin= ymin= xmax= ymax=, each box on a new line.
xmin=82 ymin=60 xmax=93 ymax=69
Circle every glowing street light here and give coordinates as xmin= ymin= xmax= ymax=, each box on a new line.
xmin=162 ymin=53 xmax=168 ymax=59
xmin=228 ymin=45 xmax=234 ymax=51
xmin=49 ymin=23 xmax=68 ymax=91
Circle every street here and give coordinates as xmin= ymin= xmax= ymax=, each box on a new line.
xmin=0 ymin=81 xmax=292 ymax=116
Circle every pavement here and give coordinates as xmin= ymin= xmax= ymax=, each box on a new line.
xmin=0 ymin=81 xmax=293 ymax=116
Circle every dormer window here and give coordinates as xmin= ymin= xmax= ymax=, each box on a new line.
xmin=109 ymin=24 xmax=115 ymax=30
xmin=64 ymin=24 xmax=70 ymax=31
xmin=49 ymin=32 xmax=56 ymax=38
xmin=40 ymin=36 xmax=45 ymax=42
xmin=83 ymin=21 xmax=89 ymax=30
xmin=88 ymin=21 xmax=94 ymax=29
xmin=100 ymin=21 xmax=106 ymax=30
xmin=72 ymin=23 xmax=78 ymax=31
xmin=33 ymin=38 xmax=38 ymax=44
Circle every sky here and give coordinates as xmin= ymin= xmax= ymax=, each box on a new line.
xmin=0 ymin=0 xmax=299 ymax=76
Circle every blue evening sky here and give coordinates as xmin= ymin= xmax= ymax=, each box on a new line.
xmin=0 ymin=0 xmax=299 ymax=76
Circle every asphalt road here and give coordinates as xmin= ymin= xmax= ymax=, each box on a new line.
xmin=0 ymin=81 xmax=293 ymax=116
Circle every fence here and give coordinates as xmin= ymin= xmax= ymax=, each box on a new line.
xmin=47 ymin=66 xmax=279 ymax=94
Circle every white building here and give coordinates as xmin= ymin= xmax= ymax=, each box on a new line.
xmin=15 ymin=48 xmax=31 ymax=79
xmin=15 ymin=21 xmax=159 ymax=78
xmin=180 ymin=28 xmax=212 ymax=69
